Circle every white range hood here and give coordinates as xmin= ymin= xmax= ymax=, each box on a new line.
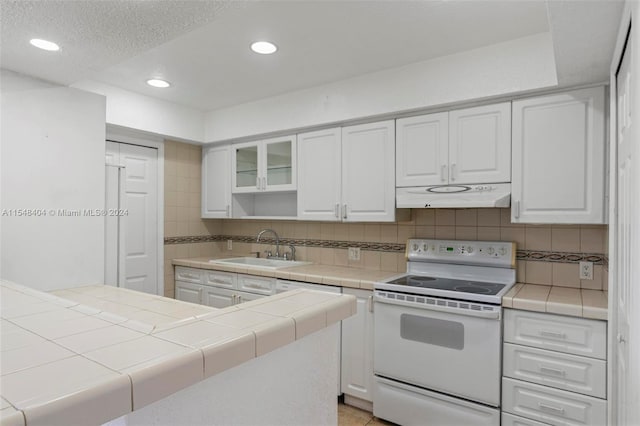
xmin=396 ymin=183 xmax=511 ymax=208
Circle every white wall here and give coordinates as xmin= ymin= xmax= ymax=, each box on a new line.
xmin=72 ymin=80 xmax=205 ymax=143
xmin=1 ymin=80 xmax=107 ymax=291
xmin=204 ymin=32 xmax=558 ymax=142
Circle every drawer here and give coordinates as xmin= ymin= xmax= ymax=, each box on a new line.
xmin=504 ymin=343 xmax=606 ymax=398
xmin=504 ymin=310 xmax=606 ymax=360
xmin=502 ymin=412 xmax=551 ymax=426
xmin=503 ymin=377 xmax=607 ymax=426
xmin=237 ymin=274 xmax=276 ymax=296
xmin=175 ymin=267 xmax=203 ymax=284
xmin=204 ymin=270 xmax=237 ymax=289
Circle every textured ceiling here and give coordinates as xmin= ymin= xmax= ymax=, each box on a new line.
xmin=89 ymin=0 xmax=550 ymax=110
xmin=0 ymin=0 xmax=625 ymax=112
xmin=0 ymin=0 xmax=231 ymax=85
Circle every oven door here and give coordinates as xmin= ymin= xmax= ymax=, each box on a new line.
xmin=373 ymin=291 xmax=501 ymax=406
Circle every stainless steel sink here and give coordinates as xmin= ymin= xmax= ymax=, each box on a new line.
xmin=208 ymin=257 xmax=312 ymax=270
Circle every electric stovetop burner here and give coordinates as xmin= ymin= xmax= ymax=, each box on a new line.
xmin=387 ymin=275 xmax=506 ymax=296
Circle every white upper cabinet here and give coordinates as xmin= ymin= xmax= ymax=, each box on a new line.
xmin=297 ymin=128 xmax=342 ymax=221
xmin=202 ymin=145 xmax=231 ymax=218
xmin=396 ymin=112 xmax=448 ymax=187
xmin=396 ymin=102 xmax=511 ymax=187
xmin=342 ymin=120 xmax=396 ymax=222
xmin=511 ymin=87 xmax=606 ymax=224
xmin=231 ymin=135 xmax=296 ymax=193
xmin=297 ymin=121 xmax=396 ymax=222
xmin=448 ymin=103 xmax=511 ymax=184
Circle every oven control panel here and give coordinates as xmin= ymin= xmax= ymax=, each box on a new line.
xmin=406 ymin=239 xmax=515 ymax=267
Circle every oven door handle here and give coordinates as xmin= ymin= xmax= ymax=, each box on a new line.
xmin=374 ymin=293 xmax=501 ymax=320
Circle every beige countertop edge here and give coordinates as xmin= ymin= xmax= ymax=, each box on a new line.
xmin=502 ymin=283 xmax=608 ymax=321
xmin=0 ymin=282 xmax=356 ymax=426
xmin=171 ymin=257 xmax=398 ymax=290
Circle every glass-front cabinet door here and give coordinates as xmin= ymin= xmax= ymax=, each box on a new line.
xmin=233 ymin=142 xmax=259 ymax=192
xmin=263 ymin=135 xmax=296 ymax=191
xmin=231 ymin=136 xmax=296 ymax=193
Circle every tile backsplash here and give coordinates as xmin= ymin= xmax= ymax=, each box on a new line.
xmin=163 ymin=140 xmax=221 ymax=297
xmin=162 ymin=142 xmax=608 ymax=297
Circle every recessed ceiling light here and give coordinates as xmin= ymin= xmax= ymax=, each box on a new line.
xmin=251 ymin=41 xmax=277 ymax=55
xmin=146 ymin=79 xmax=171 ymax=88
xmin=29 ymin=38 xmax=60 ymax=51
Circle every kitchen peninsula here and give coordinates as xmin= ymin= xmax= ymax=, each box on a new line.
xmin=0 ymin=280 xmax=355 ymax=426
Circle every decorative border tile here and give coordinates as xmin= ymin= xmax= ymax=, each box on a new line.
xmin=164 ymin=235 xmax=606 ymax=264
xmin=164 ymin=235 xmax=405 ymax=252
xmin=516 ymin=250 xmax=605 ymax=265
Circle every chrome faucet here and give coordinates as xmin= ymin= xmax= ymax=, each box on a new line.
xmin=256 ymin=229 xmax=281 ymax=259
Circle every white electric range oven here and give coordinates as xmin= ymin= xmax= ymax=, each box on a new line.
xmin=373 ymin=239 xmax=516 ymax=426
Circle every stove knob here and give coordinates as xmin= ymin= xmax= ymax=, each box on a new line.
xmin=487 ymin=247 xmax=495 ymax=255
xmin=413 ymin=244 xmax=418 ymax=251
xmin=499 ymin=247 xmax=507 ymax=256
xmin=423 ymin=244 xmax=428 ymax=251
xmin=467 ymin=246 xmax=474 ymax=254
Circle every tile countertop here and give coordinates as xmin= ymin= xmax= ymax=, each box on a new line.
xmin=0 ymin=281 xmax=356 ymax=426
xmin=172 ymin=257 xmax=400 ymax=290
xmin=502 ymin=283 xmax=608 ymax=320
xmin=172 ymin=257 xmax=608 ymax=321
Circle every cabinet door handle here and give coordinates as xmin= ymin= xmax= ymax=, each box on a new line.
xmin=514 ymin=200 xmax=520 ymax=219
xmin=440 ymin=165 xmax=447 ymax=182
xmin=450 ymin=163 xmax=456 ymax=181
xmin=237 ymin=295 xmax=242 ymax=303
xmin=540 ymin=330 xmax=566 ymax=339
xmin=343 ymin=204 xmax=348 ymax=220
xmin=369 ymin=295 xmax=374 ymax=313
xmin=335 ymin=203 xmax=340 ymax=218
xmin=538 ymin=403 xmax=565 ymax=415
xmin=232 ymin=294 xmax=237 ymax=304
xmin=539 ymin=366 xmax=566 ymax=376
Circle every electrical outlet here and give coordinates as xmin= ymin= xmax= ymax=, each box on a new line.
xmin=348 ymin=247 xmax=361 ymax=261
xmin=580 ymin=261 xmax=593 ymax=280
xmin=227 ymin=239 xmax=233 ymax=251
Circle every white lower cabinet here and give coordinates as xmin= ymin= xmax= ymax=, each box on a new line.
xmin=341 ymin=288 xmax=374 ymax=404
xmin=502 ymin=412 xmax=553 ymax=426
xmin=503 ymin=378 xmax=607 ymax=426
xmin=503 ymin=309 xmax=607 ymax=426
xmin=175 ymin=280 xmax=203 ymax=304
xmin=174 ymin=266 xmax=275 ymax=307
xmin=202 ymin=286 xmax=263 ymax=308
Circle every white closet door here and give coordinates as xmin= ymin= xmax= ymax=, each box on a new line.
xmin=106 ymin=142 xmax=159 ymax=295
xmin=120 ymin=143 xmax=158 ymax=295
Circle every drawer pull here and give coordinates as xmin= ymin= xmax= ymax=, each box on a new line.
xmin=245 ymin=283 xmax=267 ymax=290
xmin=539 ymin=366 xmax=566 ymax=376
xmin=540 ymin=330 xmax=566 ymax=339
xmin=538 ymin=403 xmax=565 ymax=415
xmin=182 ymin=273 xmax=199 ymax=279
